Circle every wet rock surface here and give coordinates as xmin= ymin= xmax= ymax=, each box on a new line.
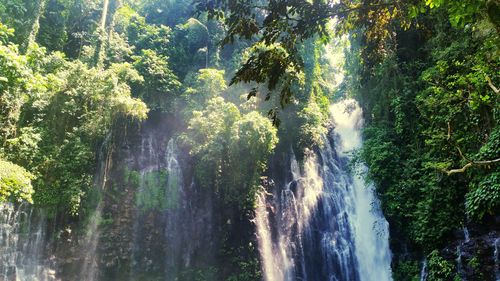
xmin=441 ymin=219 xmax=499 ymax=281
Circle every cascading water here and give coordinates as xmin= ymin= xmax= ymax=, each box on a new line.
xmin=80 ymin=131 xmax=112 ymax=281
xmin=455 ymin=226 xmax=472 ymax=281
xmin=456 ymin=245 xmax=466 ymax=281
xmin=332 ymin=100 xmax=393 ymax=281
xmin=128 ymin=136 xmax=185 ymax=279
xmin=419 ymin=259 xmax=428 ymax=281
xmin=163 ymin=138 xmax=185 ymax=279
xmin=494 ymin=238 xmax=500 ymax=281
xmin=0 ymin=203 xmax=56 ymax=281
xmin=79 ymin=203 xmax=102 ymax=281
xmin=255 ymin=99 xmax=392 ymax=281
xmin=127 ymin=131 xmax=216 ymax=280
xmin=463 ymin=227 xmax=470 ymax=243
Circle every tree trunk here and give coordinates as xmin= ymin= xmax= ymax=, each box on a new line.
xmin=100 ymin=0 xmax=110 ymax=30
xmin=21 ymin=0 xmax=46 ymax=54
xmin=93 ymin=0 xmax=110 ymax=67
xmin=107 ymin=0 xmax=122 ymax=47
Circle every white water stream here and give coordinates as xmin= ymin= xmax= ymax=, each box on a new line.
xmin=255 ymin=99 xmax=393 ymax=281
xmin=0 ymin=203 xmax=56 ymax=281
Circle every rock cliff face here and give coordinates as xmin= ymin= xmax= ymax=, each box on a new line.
xmin=1 ymin=110 xmax=498 ymax=281
xmin=0 ymin=112 xmax=223 ymax=281
xmin=81 ymin=111 xmax=260 ymax=281
xmin=440 ymin=220 xmax=500 ymax=281
xmin=87 ymin=112 xmax=219 ymax=280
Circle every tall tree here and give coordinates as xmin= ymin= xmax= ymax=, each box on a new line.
xmin=20 ymin=0 xmax=46 ymax=53
xmin=93 ymin=0 xmax=110 ymax=66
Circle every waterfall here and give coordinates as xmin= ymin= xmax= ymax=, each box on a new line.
xmin=420 ymin=259 xmax=427 ymax=281
xmin=165 ymin=139 xmax=182 ymax=211
xmin=79 ymin=201 xmax=103 ymax=281
xmin=255 ymin=191 xmax=285 ymax=281
xmin=463 ymin=227 xmax=470 ymax=243
xmin=494 ymin=238 xmax=500 ymax=281
xmin=331 ymin=100 xmax=393 ymax=281
xmin=80 ymin=131 xmax=112 ymax=281
xmin=456 ymin=245 xmax=466 ymax=281
xmin=0 ymin=203 xmax=56 ymax=281
xmin=455 ymin=226 xmax=472 ymax=281
xmin=255 ymin=99 xmax=392 ymax=281
xmin=163 ymin=138 xmax=185 ymax=278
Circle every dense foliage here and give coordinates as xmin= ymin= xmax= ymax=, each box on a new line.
xmin=0 ymin=1 xmax=295 ymax=279
xmin=0 ymin=158 xmax=33 ymax=203
xmin=183 ymin=96 xmax=278 ymax=207
xmin=0 ymin=0 xmax=498 ymax=280
xmin=344 ymin=0 xmax=499 ymax=279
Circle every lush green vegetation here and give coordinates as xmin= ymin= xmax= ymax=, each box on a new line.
xmin=0 ymin=17 xmax=148 ymax=215
xmin=0 ymin=158 xmax=33 ymax=202
xmin=193 ymin=0 xmax=498 ymax=278
xmin=343 ymin=1 xmax=499 ymax=279
xmin=0 ymin=0 xmax=498 ymax=280
xmin=0 ymin=1 xmax=300 ymax=279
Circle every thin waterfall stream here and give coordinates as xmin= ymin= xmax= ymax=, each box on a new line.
xmin=0 ymin=203 xmax=55 ymax=281
xmin=80 ymin=131 xmax=113 ymax=281
xmin=495 ymin=238 xmax=500 ymax=281
xmin=255 ymin=99 xmax=393 ymax=281
xmin=420 ymin=259 xmax=428 ymax=281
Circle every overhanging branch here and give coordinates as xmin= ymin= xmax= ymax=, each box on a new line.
xmin=444 ymin=158 xmax=500 ymax=176
xmin=486 ymin=76 xmax=499 ymax=94
xmin=442 ymin=121 xmax=499 ymax=176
